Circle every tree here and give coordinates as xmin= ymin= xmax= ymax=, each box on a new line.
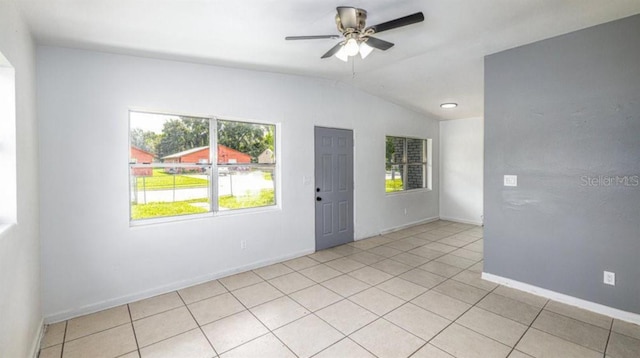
xmin=131 ymin=128 xmax=160 ymax=154
xmin=217 ymin=120 xmax=272 ymax=161
xmin=157 ymin=117 xmax=209 ymax=158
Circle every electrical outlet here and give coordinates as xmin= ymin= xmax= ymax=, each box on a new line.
xmin=240 ymin=240 xmax=247 ymax=250
xmin=504 ymin=175 xmax=518 ymax=187
xmin=603 ymin=271 xmax=615 ymax=286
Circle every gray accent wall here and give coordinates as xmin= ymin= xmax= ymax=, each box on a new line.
xmin=484 ymin=14 xmax=640 ymax=314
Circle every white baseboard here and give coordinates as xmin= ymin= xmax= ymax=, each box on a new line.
xmin=439 ymin=216 xmax=483 ymax=226
xmin=379 ymin=216 xmax=440 ymax=236
xmin=482 ymin=272 xmax=640 ymax=325
xmin=44 ymin=248 xmax=314 ymax=323
xmin=30 ymin=319 xmax=44 ymax=358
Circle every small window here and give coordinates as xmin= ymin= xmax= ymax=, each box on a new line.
xmin=385 ymin=136 xmax=431 ymax=193
xmin=0 ymin=52 xmax=16 ymax=227
xmin=129 ymin=111 xmax=277 ymax=223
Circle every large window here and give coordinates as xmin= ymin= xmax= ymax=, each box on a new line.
xmin=129 ymin=111 xmax=276 ymax=222
xmin=0 ymin=53 xmax=16 ymax=228
xmin=385 ymin=136 xmax=431 ymax=193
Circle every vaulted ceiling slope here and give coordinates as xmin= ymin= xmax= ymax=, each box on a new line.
xmin=16 ymin=0 xmax=640 ymax=120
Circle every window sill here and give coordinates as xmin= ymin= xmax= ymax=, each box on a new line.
xmin=129 ymin=205 xmax=281 ymax=227
xmin=385 ymin=188 xmax=432 ymax=196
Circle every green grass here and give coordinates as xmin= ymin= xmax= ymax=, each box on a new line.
xmin=262 ymin=172 xmax=273 ymax=181
xmin=131 ymin=198 xmax=209 ymax=220
xmin=219 ymin=189 xmax=275 ymax=209
xmin=386 ymin=178 xmax=404 ymax=192
xmin=135 ymin=168 xmax=209 ymax=191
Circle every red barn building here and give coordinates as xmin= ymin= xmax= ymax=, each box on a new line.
xmin=130 ymin=146 xmax=155 ymax=176
xmin=162 ymin=145 xmax=251 ymax=164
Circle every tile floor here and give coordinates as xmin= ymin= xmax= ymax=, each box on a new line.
xmin=38 ymin=220 xmax=640 ymax=358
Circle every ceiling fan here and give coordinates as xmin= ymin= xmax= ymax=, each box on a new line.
xmin=285 ymin=7 xmax=424 ymax=61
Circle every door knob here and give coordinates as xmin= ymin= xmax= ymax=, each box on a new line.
xmin=316 ymin=197 xmax=322 ymax=201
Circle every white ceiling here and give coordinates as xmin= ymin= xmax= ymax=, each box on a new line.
xmin=16 ymin=0 xmax=640 ymax=120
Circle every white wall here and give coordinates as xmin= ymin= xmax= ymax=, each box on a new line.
xmin=439 ymin=117 xmax=483 ymax=225
xmin=0 ymin=1 xmax=41 ymax=357
xmin=38 ymin=47 xmax=439 ymax=320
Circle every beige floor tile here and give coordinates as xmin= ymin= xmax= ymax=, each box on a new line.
xmin=606 ymin=332 xmax=640 ymax=358
xmin=434 ymin=280 xmax=489 ymax=304
xmin=516 ymin=328 xmax=601 ymax=358
xmin=507 ymin=350 xmax=534 ymax=358
xmin=431 ymin=323 xmax=511 ymax=358
xmin=438 ymin=236 xmax=473 ymax=248
xmin=382 ymin=230 xmax=413 ymax=240
xmin=327 ymin=244 xmax=362 ymax=256
xmin=424 ymin=242 xmax=458 ymax=254
xmin=351 ymin=238 xmax=385 ymax=250
xmin=133 ymin=306 xmax=197 ymax=348
xmin=450 ymin=248 xmax=483 ymax=261
xmin=307 ymin=250 xmax=343 ymax=263
xmin=299 ymin=264 xmax=342 ymax=283
xmin=451 ymin=270 xmax=498 ymax=291
xmin=188 ymin=292 xmax=245 ymax=326
xmin=289 ymin=284 xmax=342 ymax=312
xmin=139 ymin=329 xmax=215 ymax=358
xmin=250 ymin=296 xmax=310 ymax=330
xmin=457 ymin=307 xmax=527 ymax=346
xmin=390 ymin=252 xmax=432 ymax=267
xmin=370 ymin=259 xmax=413 ymax=276
xmin=316 ymin=300 xmax=378 ymax=335
xmin=493 ymin=286 xmax=547 ymax=308
xmin=66 ymin=305 xmax=131 ymax=341
xmin=419 ymin=261 xmax=464 ymax=278
xmin=273 ymin=314 xmax=343 ymax=358
xmin=532 ymin=310 xmax=609 ymax=352
xmin=399 ymin=269 xmax=447 ymax=289
xmin=411 ymin=290 xmax=472 ymax=320
xmin=321 ymin=275 xmax=371 ymax=297
xmin=545 ymin=300 xmax=612 ymax=329
xmin=366 ymin=245 xmax=403 ymax=258
xmin=252 ymin=263 xmax=293 ymax=280
xmin=347 ymin=251 xmax=385 ymax=265
xmin=384 ymin=239 xmax=422 ymax=252
xmin=118 ymin=352 xmax=140 ymax=358
xmin=384 ymin=303 xmax=450 ymax=341
xmin=220 ymin=333 xmax=295 ymax=358
xmin=41 ymin=321 xmax=66 ymax=348
xmin=39 ymin=344 xmax=63 ymax=358
xmin=407 ymin=246 xmax=446 ymax=260
xmin=218 ymin=271 xmax=263 ymax=291
xmin=283 ymin=256 xmax=319 ymax=271
xmin=350 ymin=319 xmax=425 ymax=358
xmin=202 ymin=310 xmax=268 ymax=354
xmin=348 ymin=266 xmax=394 ymax=286
xmin=477 ymin=293 xmax=541 ymax=325
xmin=349 ymin=287 xmax=405 ymax=315
xmin=129 ymin=292 xmax=184 ymax=321
xmin=324 ymin=257 xmax=366 ymax=273
xmin=435 ymin=254 xmax=478 ymax=269
xmin=376 ymin=277 xmax=427 ymax=301
xmin=63 ymin=324 xmax=137 ymax=358
xmin=468 ymin=261 xmax=484 ymax=273
xmin=314 ymin=338 xmax=375 ymax=358
xmin=612 ymin=319 xmax=640 ymax=340
xmin=267 ymin=272 xmax=315 ymax=294
xmin=464 ymin=241 xmax=484 ymax=253
xmin=411 ymin=344 xmax=455 ymax=357
xmin=230 ymin=281 xmax=283 ymax=308
xmin=178 ymin=280 xmax=227 ymax=305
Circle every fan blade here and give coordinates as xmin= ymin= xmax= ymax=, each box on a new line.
xmin=365 ymin=37 xmax=394 ymax=51
xmin=285 ymin=35 xmax=340 ymax=40
xmin=369 ymin=12 xmax=424 ymax=33
xmin=321 ymin=43 xmax=344 ymax=59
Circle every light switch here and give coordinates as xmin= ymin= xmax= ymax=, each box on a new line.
xmin=504 ymin=175 xmax=518 ymax=187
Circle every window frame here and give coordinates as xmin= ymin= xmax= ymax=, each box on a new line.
xmin=385 ymin=135 xmax=432 ymax=194
xmin=128 ymin=110 xmax=279 ymax=225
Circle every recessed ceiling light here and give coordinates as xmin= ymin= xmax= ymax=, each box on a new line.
xmin=440 ymin=103 xmax=458 ymax=109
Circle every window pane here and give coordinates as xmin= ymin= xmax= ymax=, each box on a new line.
xmin=130 ymin=111 xmax=212 ymax=222
xmin=406 ymin=138 xmax=425 ymax=164
xmin=130 ymin=165 xmax=211 ymax=220
xmin=407 ymin=164 xmax=426 ymax=190
xmin=386 ymin=164 xmax=404 ymax=192
xmin=218 ymin=166 xmax=276 ymax=210
xmin=386 ymin=136 xmax=405 ymax=164
xmin=217 ymin=120 xmax=275 ymax=164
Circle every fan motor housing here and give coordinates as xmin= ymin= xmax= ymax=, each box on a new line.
xmin=336 ymin=7 xmax=367 ymax=32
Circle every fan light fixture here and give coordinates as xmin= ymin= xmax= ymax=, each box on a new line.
xmin=440 ymin=103 xmax=458 ymax=109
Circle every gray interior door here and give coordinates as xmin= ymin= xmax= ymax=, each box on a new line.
xmin=314 ymin=127 xmax=354 ymax=251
